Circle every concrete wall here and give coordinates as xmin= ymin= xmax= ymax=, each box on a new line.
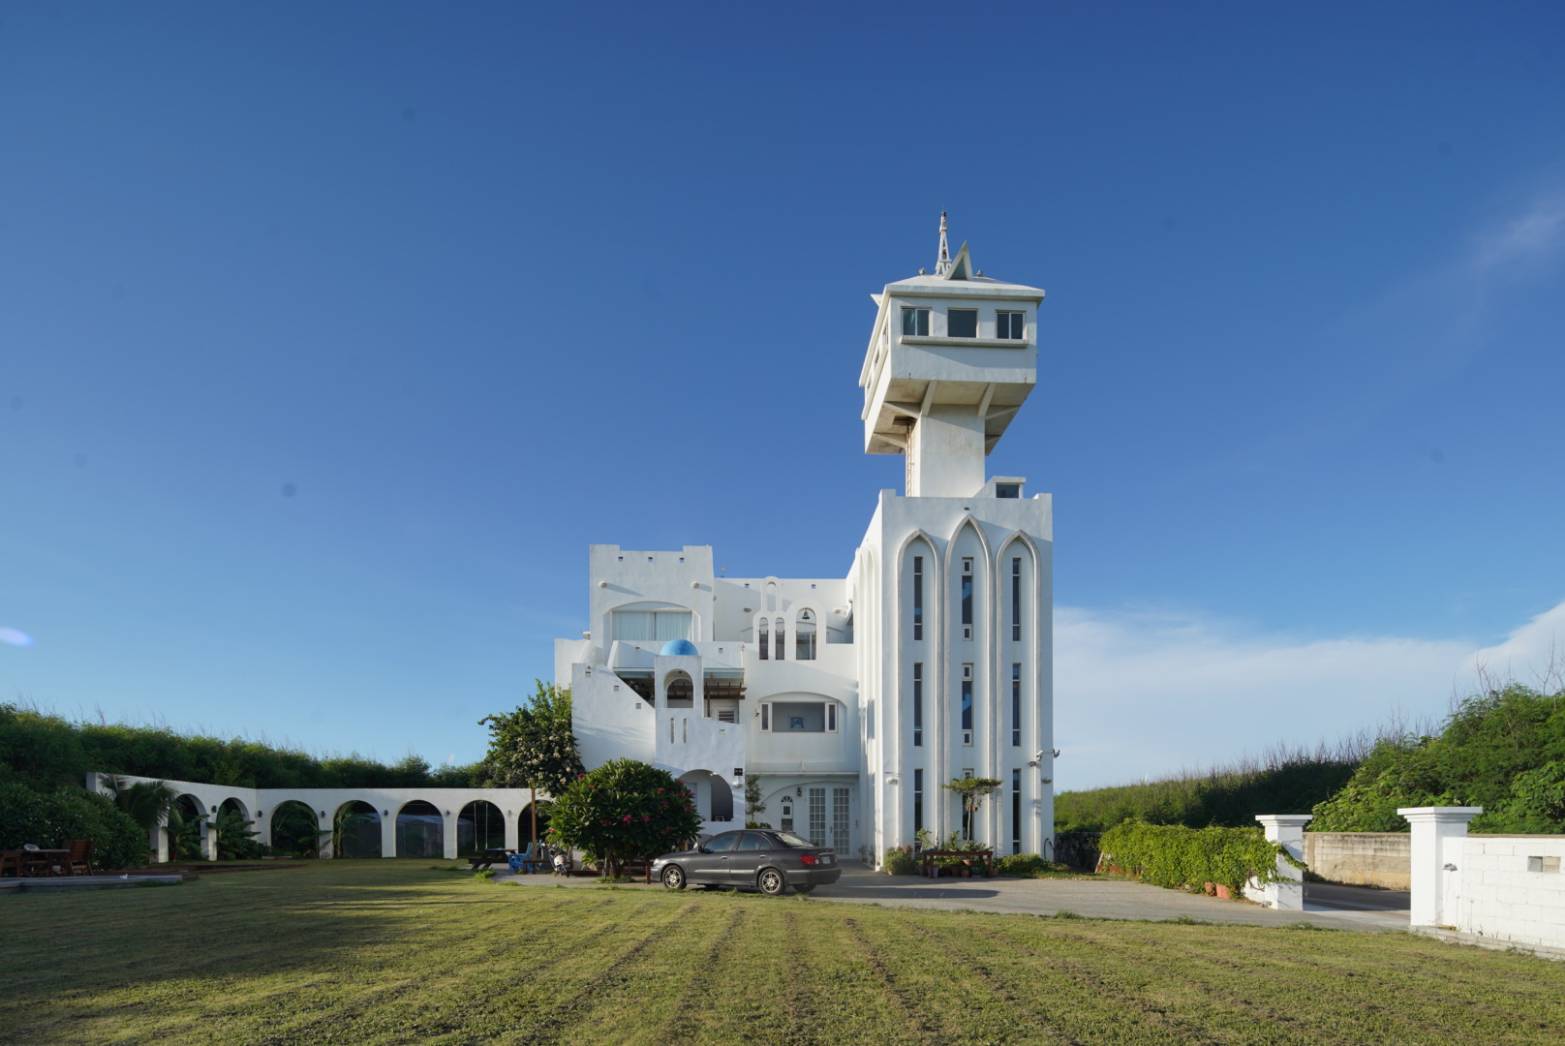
xmin=1455 ymin=835 xmax=1565 ymax=950
xmin=1305 ymin=832 xmax=1411 ymax=890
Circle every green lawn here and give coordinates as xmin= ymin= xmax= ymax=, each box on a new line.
xmin=5 ymin=862 xmax=1564 ymax=1044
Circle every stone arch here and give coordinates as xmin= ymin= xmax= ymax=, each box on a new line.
xmin=457 ymin=799 xmax=505 ymax=856
xmin=678 ymin=770 xmax=735 ymax=824
xmin=218 ymin=795 xmax=251 ymax=822
xmin=269 ymin=799 xmax=321 ymax=856
xmin=793 ymin=606 xmax=819 ymax=660
xmin=395 ymin=800 xmax=443 ymax=859
xmin=518 ymin=800 xmax=552 ymax=847
xmin=664 ymin=669 xmax=694 ymax=708
xmin=170 ymin=793 xmax=207 ymax=862
xmin=333 ymin=800 xmax=382 ymax=859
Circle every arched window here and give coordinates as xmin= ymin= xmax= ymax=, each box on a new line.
xmin=665 ymin=670 xmax=694 ymax=708
xmin=796 ymin=609 xmax=817 ymax=660
xmin=758 ymin=618 xmax=769 ymax=660
xmin=774 ymin=617 xmax=786 ymax=661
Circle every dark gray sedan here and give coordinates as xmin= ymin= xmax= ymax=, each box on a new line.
xmin=652 ymin=829 xmax=841 ymax=895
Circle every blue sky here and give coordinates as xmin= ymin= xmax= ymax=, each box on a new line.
xmin=3 ymin=4 xmax=1563 ymax=788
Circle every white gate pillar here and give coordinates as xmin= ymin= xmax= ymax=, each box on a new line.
xmin=1247 ymin=814 xmax=1311 ymax=910
xmin=1399 ymin=806 xmax=1481 ymax=927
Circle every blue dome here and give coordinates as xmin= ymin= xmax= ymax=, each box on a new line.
xmin=660 ymin=638 xmax=699 ymax=657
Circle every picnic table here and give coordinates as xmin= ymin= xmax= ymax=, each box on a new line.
xmin=1 ymin=849 xmax=72 ymax=877
xmin=919 ymin=849 xmax=995 ymax=879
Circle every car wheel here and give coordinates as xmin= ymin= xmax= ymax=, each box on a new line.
xmin=793 ymin=885 xmax=815 ymax=895
xmin=758 ymin=868 xmax=785 ymax=896
xmin=662 ymin=865 xmax=686 ymax=890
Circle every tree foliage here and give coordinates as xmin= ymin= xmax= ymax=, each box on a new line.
xmin=1311 ymin=686 xmax=1565 ymax=832
xmin=479 ymin=682 xmax=583 ymax=796
xmin=945 ymin=775 xmax=1002 ymax=841
xmin=1099 ymin=820 xmax=1288 ymax=892
xmin=0 ymin=702 xmax=482 ymax=791
xmin=546 ymin=759 xmax=701 ymax=876
xmin=0 ymin=781 xmax=148 ymax=869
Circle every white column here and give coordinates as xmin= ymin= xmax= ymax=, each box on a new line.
xmin=1246 ymin=815 xmax=1311 ymax=910
xmin=1399 ymin=806 xmax=1481 ymax=927
xmin=503 ymin=809 xmax=520 ymax=853
xmin=442 ymin=810 xmax=458 ymax=860
xmin=380 ymin=813 xmax=397 ymax=859
xmin=154 ymin=814 xmax=170 ymax=863
xmin=203 ymin=819 xmax=219 ymax=862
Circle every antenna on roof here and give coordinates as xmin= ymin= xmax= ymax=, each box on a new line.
xmin=935 ymin=211 xmax=951 ymax=276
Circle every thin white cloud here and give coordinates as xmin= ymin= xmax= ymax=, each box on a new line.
xmin=1471 ymin=193 xmax=1565 ymax=272
xmin=1054 ymin=599 xmax=1565 ymax=790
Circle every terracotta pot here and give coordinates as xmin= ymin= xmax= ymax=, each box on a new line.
xmin=1214 ymin=884 xmax=1233 ymax=900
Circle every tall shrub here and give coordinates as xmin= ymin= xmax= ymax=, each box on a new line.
xmin=547 ymin=760 xmax=701 ymax=876
xmin=0 ymin=781 xmax=148 ymax=870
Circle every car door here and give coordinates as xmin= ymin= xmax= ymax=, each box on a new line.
xmin=690 ymin=831 xmax=741 ymax=884
xmin=729 ymin=831 xmax=773 ymax=886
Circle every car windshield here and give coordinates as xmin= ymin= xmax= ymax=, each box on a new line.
xmin=775 ymin=832 xmax=815 ymax=849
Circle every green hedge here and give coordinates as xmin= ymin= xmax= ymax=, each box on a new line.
xmin=1099 ymin=820 xmax=1284 ymax=892
xmin=0 ymin=781 xmax=148 ymax=870
xmin=0 ymin=703 xmax=482 ymax=791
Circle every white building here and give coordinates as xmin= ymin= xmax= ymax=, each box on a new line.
xmin=556 ymin=216 xmax=1055 ymax=865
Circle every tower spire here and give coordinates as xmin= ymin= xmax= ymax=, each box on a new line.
xmin=935 ymin=210 xmax=950 ymax=276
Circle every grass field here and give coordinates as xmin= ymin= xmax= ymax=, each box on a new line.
xmin=5 ymin=862 xmax=1564 ymax=1044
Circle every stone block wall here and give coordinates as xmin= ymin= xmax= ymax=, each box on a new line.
xmin=1456 ymin=836 xmax=1565 ymax=950
xmin=1304 ymin=832 xmax=1411 ymax=890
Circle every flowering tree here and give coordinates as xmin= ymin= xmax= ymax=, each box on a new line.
xmin=547 ymin=759 xmax=702 ymax=876
xmin=480 ymin=682 xmax=584 ymax=841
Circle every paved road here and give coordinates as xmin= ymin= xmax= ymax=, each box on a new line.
xmin=502 ymin=865 xmax=1409 ymax=931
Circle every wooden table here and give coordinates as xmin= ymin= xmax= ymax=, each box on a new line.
xmin=0 ymin=849 xmax=71 ymax=877
xmin=919 ymin=849 xmax=995 ymax=879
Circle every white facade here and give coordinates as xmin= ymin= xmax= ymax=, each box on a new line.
xmin=558 ymin=218 xmax=1055 ymax=865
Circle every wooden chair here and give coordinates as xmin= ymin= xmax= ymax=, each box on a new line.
xmin=66 ymin=839 xmax=94 ymax=875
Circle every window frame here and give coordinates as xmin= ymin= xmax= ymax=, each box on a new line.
xmin=997 ymin=310 xmax=1025 ymax=340
xmin=900 ymin=306 xmax=930 ymax=337
xmin=1011 ymin=662 xmax=1022 ymax=747
xmin=912 ymin=555 xmax=924 ymax=641
xmin=911 ymin=661 xmax=923 ymax=747
xmin=947 ymin=308 xmax=978 ymax=339
xmin=1011 ymin=556 xmax=1022 ymax=641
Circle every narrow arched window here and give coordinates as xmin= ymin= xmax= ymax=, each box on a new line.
xmin=796 ymin=609 xmax=816 ymax=661
xmin=758 ymin=618 xmax=769 ymax=660
xmin=774 ymin=617 xmax=786 ymax=661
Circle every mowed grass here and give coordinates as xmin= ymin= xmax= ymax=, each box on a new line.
xmin=4 ymin=862 xmax=1564 ymax=1044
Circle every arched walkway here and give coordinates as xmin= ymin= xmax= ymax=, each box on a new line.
xmin=170 ymin=793 xmax=207 ymax=861
xmin=396 ymin=800 xmax=443 ymax=858
xmin=518 ymin=801 xmax=551 ymax=847
xmin=458 ymin=800 xmax=505 ymax=856
xmin=679 ymin=771 xmax=734 ymax=824
xmin=334 ymin=800 xmax=382 ymax=858
xmin=270 ymin=800 xmax=321 ymax=857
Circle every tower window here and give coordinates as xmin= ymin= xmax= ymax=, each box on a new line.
xmin=996 ymin=483 xmax=1020 ymax=499
xmin=1011 ymin=768 xmax=1022 ymax=854
xmin=1011 ymin=662 xmax=1022 ymax=747
xmin=912 ymin=555 xmax=924 ymax=641
xmin=948 ymin=309 xmax=978 ymax=338
xmin=913 ymin=769 xmax=924 ymax=836
xmin=758 ymin=619 xmax=769 ymax=660
xmin=912 ymin=662 xmax=923 ymax=747
xmin=773 ymin=617 xmax=786 ymax=661
xmin=901 ymin=307 xmax=930 ymax=337
xmin=997 ymin=311 xmax=1025 ymax=340
xmin=961 ymin=557 xmax=974 ymax=639
xmin=1011 ymin=556 xmax=1022 ymax=641
xmin=961 ymin=663 xmax=973 ymax=744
